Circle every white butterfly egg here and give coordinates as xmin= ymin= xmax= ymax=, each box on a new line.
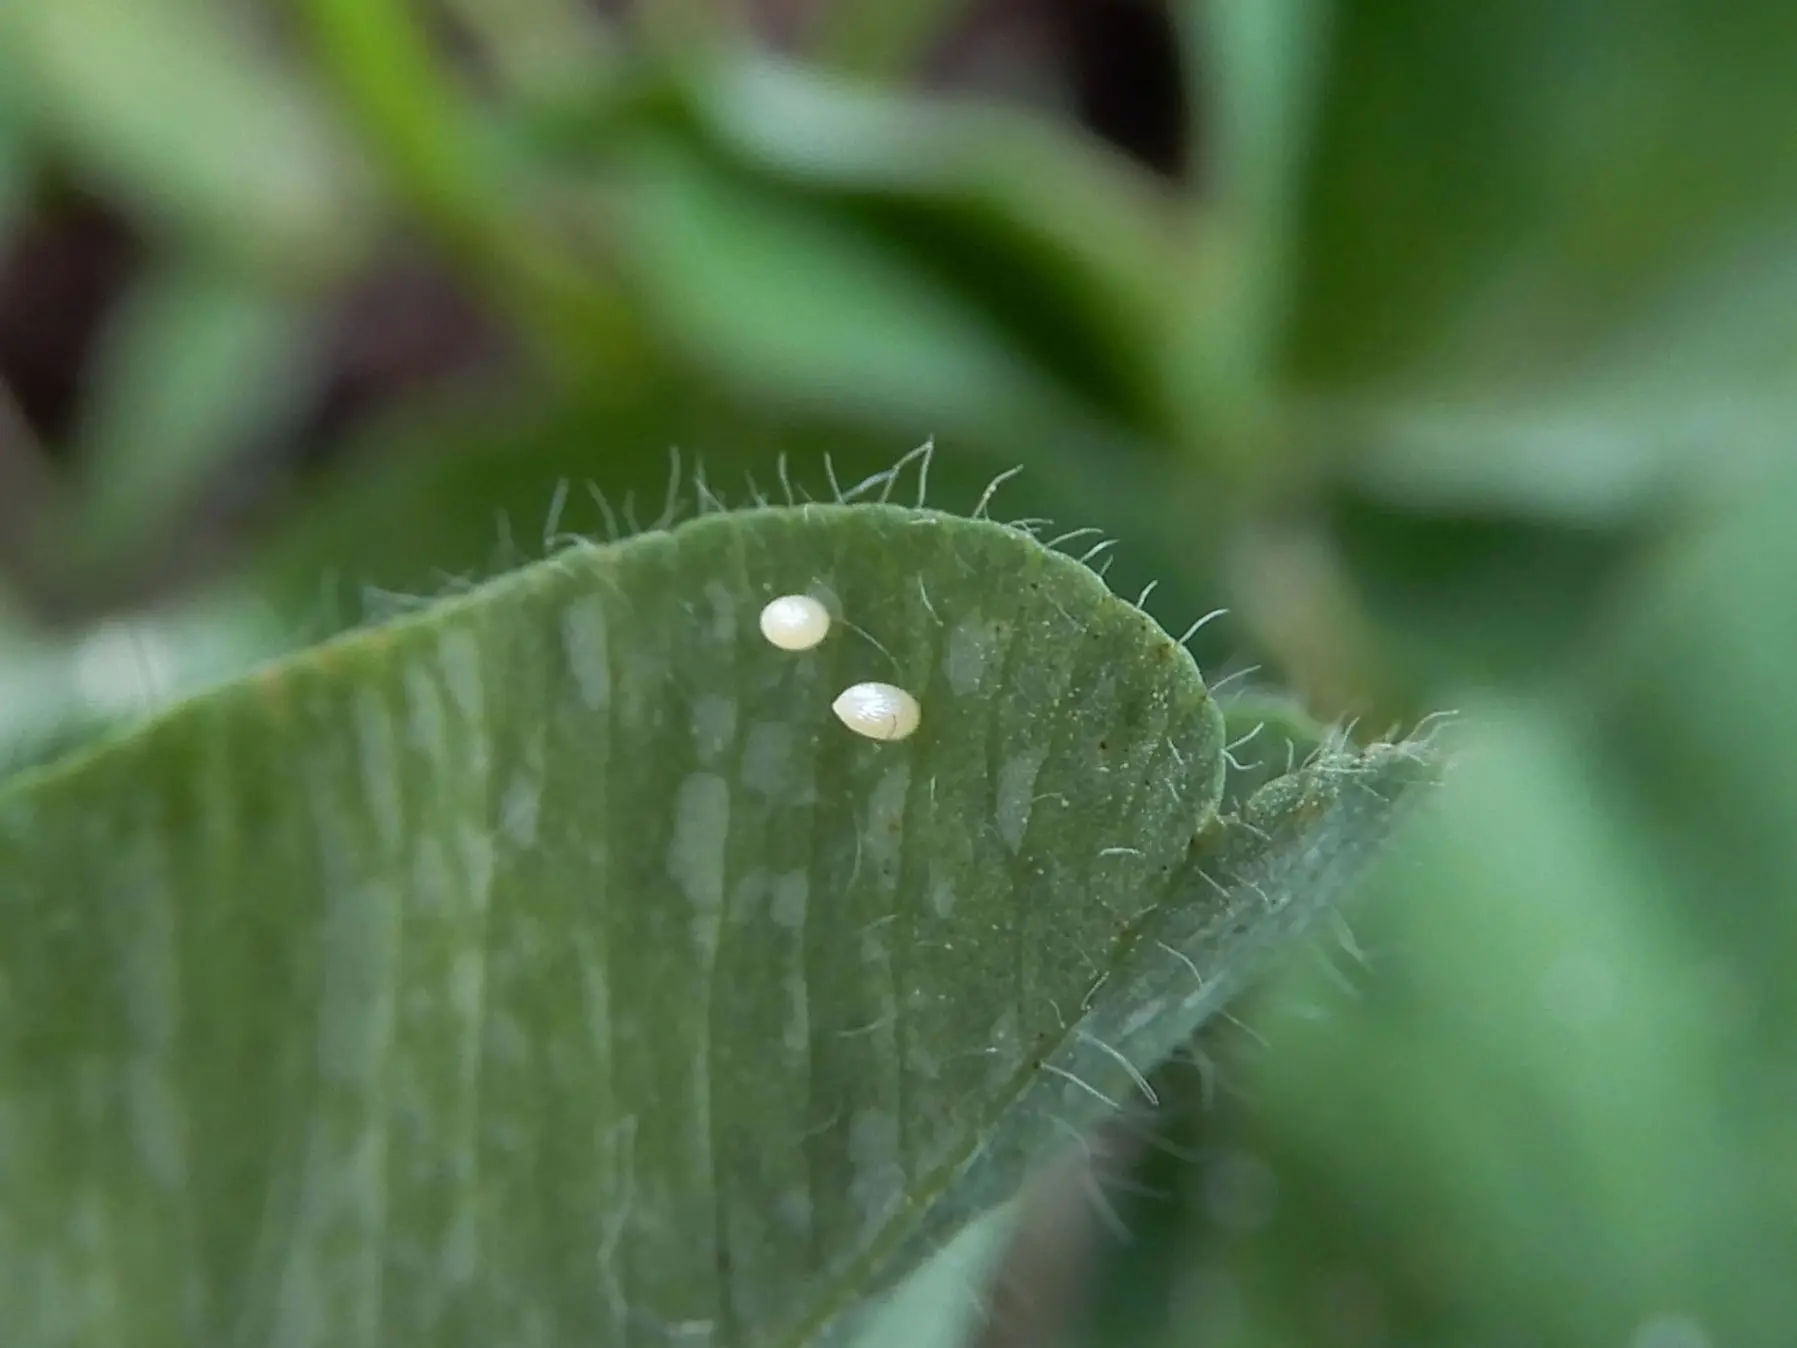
xmin=832 ymin=682 xmax=922 ymax=742
xmin=759 ymin=594 xmax=832 ymax=651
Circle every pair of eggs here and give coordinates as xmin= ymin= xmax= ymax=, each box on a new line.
xmin=757 ymin=595 xmax=921 ymax=742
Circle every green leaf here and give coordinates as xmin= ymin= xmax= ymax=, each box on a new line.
xmin=1217 ymin=701 xmax=1797 ymax=1346
xmin=1322 ymin=480 xmax=1654 ymax=695
xmin=257 ymin=403 xmax=1249 ymax=678
xmin=0 ymin=0 xmax=368 ymax=280
xmin=530 ymin=53 xmax=1186 ymax=442
xmin=295 ymin=0 xmax=495 ymax=238
xmin=1201 ymin=451 xmax=1797 ymax=1340
xmin=294 ymin=0 xmax=646 ymax=382
xmin=1215 ymin=689 xmax=1334 ymax=811
xmin=845 ymin=1201 xmax=1022 ymax=1348
xmin=603 ymin=143 xmax=1068 ymax=443
xmin=1265 ymin=4 xmax=1797 ymax=557
xmin=1280 ymin=398 xmax=1793 ymax=703
xmin=1167 ymin=0 xmax=1329 ymax=456
xmin=1285 ymin=1 xmax=1797 ymax=401
xmin=1027 ymin=733 xmax=1442 ymax=1348
xmin=1128 ymin=460 xmax=1797 ymax=1348
xmin=2 ymin=502 xmax=1253 ymax=1346
xmin=69 ymin=263 xmax=310 ymax=565
xmin=1592 ymin=455 xmax=1797 ymax=1036
xmin=680 ymin=56 xmax=1186 ymax=440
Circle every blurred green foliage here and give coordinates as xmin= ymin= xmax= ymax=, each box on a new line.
xmin=2 ymin=0 xmax=1796 ymax=1344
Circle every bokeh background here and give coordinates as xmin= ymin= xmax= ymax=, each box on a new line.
xmin=5 ymin=3 xmax=1797 ymax=1345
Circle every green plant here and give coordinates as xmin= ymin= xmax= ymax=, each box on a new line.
xmin=2 ymin=2 xmax=1796 ymax=1345
xmin=0 ymin=489 xmax=1437 ymax=1344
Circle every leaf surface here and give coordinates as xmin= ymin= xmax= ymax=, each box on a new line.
xmin=2 ymin=503 xmax=1249 ymax=1347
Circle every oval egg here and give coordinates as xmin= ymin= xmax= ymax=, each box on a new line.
xmin=759 ymin=594 xmax=832 ymax=652
xmin=832 ymin=682 xmax=921 ymax=742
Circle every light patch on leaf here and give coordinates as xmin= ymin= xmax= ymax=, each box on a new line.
xmin=692 ymin=693 xmax=739 ymax=765
xmin=558 ymin=594 xmax=612 ymax=710
xmin=742 ymin=720 xmax=803 ymax=798
xmin=944 ymin=613 xmax=995 ymax=694
xmin=996 ymin=747 xmax=1049 ymax=853
xmin=669 ymin=772 xmax=730 ymax=952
